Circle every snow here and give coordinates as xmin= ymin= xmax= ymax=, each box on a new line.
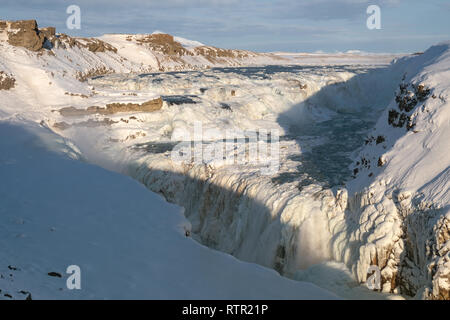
xmin=1 ymin=26 xmax=449 ymax=299
xmin=0 ymin=119 xmax=337 ymax=299
xmin=333 ymin=42 xmax=450 ymax=298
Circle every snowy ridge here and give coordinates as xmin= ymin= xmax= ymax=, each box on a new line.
xmin=333 ymin=42 xmax=450 ymax=299
xmin=98 ymin=33 xmax=285 ymax=72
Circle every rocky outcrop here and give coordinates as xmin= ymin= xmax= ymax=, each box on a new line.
xmin=81 ymin=38 xmax=117 ymax=53
xmin=129 ymin=33 xmax=191 ymax=56
xmin=1 ymin=19 xmax=117 ymax=55
xmin=0 ymin=71 xmax=15 ymax=90
xmin=4 ymin=20 xmax=45 ymax=51
xmin=45 ymin=33 xmax=117 ymax=53
xmin=388 ymin=83 xmax=431 ymax=130
xmin=58 ymin=97 xmax=163 ymax=117
xmin=39 ymin=27 xmax=55 ymax=38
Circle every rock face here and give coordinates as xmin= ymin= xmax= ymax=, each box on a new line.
xmin=0 ymin=71 xmax=16 ymax=90
xmin=39 ymin=27 xmax=56 ymax=38
xmin=58 ymin=97 xmax=163 ymax=117
xmin=5 ymin=20 xmax=45 ymax=51
xmin=130 ymin=33 xmax=190 ymax=56
xmin=103 ymin=98 xmax=163 ymax=114
xmin=82 ymin=38 xmax=117 ymax=53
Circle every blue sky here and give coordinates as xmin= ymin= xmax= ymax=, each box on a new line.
xmin=1 ymin=0 xmax=449 ymax=53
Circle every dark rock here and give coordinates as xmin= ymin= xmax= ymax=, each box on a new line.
xmin=47 ymin=272 xmax=62 ymax=278
xmin=220 ymin=103 xmax=232 ymax=111
xmin=376 ymin=135 xmax=385 ymax=144
xmin=0 ymin=71 xmax=16 ymax=90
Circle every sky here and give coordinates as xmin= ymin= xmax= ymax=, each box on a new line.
xmin=1 ymin=0 xmax=449 ymax=53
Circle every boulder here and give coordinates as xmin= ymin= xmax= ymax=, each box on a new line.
xmin=7 ymin=19 xmax=45 ymax=51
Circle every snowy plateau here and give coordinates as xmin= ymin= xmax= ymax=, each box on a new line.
xmin=0 ymin=20 xmax=449 ymax=300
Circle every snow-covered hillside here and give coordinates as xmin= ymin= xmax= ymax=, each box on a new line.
xmin=335 ymin=43 xmax=450 ymax=299
xmin=0 ymin=119 xmax=338 ymax=299
xmin=1 ymin=19 xmax=449 ymax=300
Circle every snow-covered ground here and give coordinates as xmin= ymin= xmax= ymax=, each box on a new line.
xmin=1 ymin=20 xmax=449 ymax=300
xmin=0 ymin=119 xmax=338 ymax=299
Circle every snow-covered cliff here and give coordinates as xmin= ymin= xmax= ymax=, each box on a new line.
xmin=334 ymin=43 xmax=450 ymax=299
